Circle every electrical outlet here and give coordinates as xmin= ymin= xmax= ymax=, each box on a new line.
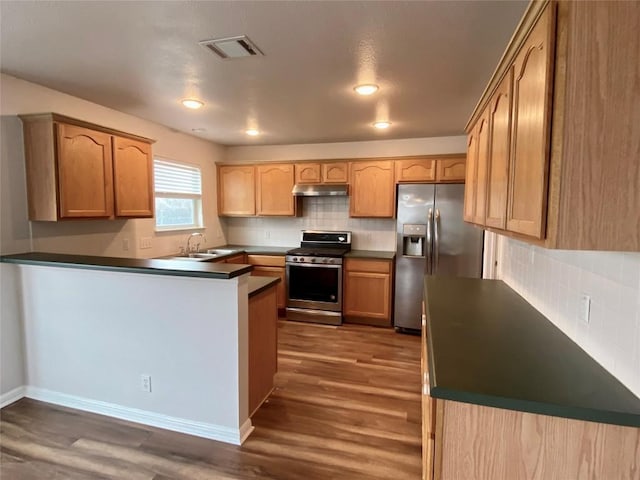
xmin=139 ymin=237 xmax=152 ymax=249
xmin=264 ymin=230 xmax=270 ymax=239
xmin=122 ymin=238 xmax=129 ymax=252
xmin=141 ymin=374 xmax=152 ymax=393
xmin=528 ymin=249 xmax=534 ymax=265
xmin=580 ymin=294 xmax=591 ymax=324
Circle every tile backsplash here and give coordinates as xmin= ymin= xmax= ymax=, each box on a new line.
xmin=497 ymin=236 xmax=640 ymax=397
xmin=223 ymin=197 xmax=396 ymax=251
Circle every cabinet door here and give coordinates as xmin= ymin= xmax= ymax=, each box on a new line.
xmin=436 ymin=157 xmax=466 ymax=183
xmin=485 ymin=70 xmax=513 ymax=230
xmin=349 ymin=161 xmax=395 ymax=217
xmin=395 ymin=159 xmax=436 ymax=183
xmin=506 ymin=4 xmax=555 ymax=238
xmin=112 ymin=136 xmax=153 ymax=217
xmin=344 ymin=270 xmax=391 ymax=321
xmin=295 ymin=163 xmax=321 ymax=184
xmin=322 ymin=162 xmax=348 ymax=183
xmin=56 ymin=123 xmax=113 ymax=218
xmin=218 ymin=165 xmax=255 ymax=216
xmin=344 ymin=258 xmax=392 ymax=323
xmin=463 ymin=129 xmax=478 ymax=222
xmin=473 ymin=113 xmax=490 ymax=225
xmin=256 ymin=164 xmax=295 ymax=216
xmin=251 ymin=266 xmax=286 ymax=310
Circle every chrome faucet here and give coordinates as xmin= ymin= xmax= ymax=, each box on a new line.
xmin=186 ymin=232 xmax=206 ymax=254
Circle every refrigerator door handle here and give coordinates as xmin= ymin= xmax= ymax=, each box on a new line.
xmin=434 ymin=209 xmax=441 ymax=272
xmin=426 ymin=208 xmax=433 ymax=274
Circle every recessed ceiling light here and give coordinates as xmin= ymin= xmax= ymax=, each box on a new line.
xmin=246 ymin=129 xmax=260 ymax=136
xmin=354 ymin=84 xmax=379 ymax=96
xmin=191 ymin=128 xmax=206 ymax=133
xmin=181 ymin=99 xmax=204 ymax=109
xmin=373 ymin=121 xmax=391 ymax=129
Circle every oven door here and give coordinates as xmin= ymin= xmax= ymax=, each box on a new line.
xmin=286 ymin=263 xmax=342 ymax=312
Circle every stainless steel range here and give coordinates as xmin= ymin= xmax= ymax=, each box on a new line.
xmin=285 ymin=230 xmax=351 ymax=325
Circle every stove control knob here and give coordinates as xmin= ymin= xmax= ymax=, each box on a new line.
xmin=293 ymin=257 xmax=298 ymax=262
xmin=311 ymin=258 xmax=316 ymax=263
xmin=327 ymin=258 xmax=334 ymax=264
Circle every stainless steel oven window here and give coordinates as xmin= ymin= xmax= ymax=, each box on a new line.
xmin=286 ymin=263 xmax=342 ymax=312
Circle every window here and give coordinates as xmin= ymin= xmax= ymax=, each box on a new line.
xmin=154 ymin=158 xmax=203 ymax=230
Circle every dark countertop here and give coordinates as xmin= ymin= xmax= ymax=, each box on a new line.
xmin=345 ymin=250 xmax=395 ymax=260
xmin=0 ymin=252 xmax=252 ymax=280
xmin=424 ymin=276 xmax=640 ymax=428
xmin=248 ymin=276 xmax=280 ymax=298
xmin=221 ymin=245 xmax=292 ymax=256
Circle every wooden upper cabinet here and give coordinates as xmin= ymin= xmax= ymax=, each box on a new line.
xmin=218 ymin=165 xmax=256 ymax=216
xmin=256 ymin=164 xmax=296 ymax=216
xmin=473 ymin=114 xmax=490 ymax=225
xmin=485 ymin=70 xmax=513 ymax=230
xmin=395 ymin=158 xmax=436 ymax=183
xmin=322 ymin=162 xmax=348 ymax=183
xmin=436 ymin=157 xmax=466 ymax=183
xmin=294 ymin=163 xmax=321 ymax=184
xmin=295 ymin=162 xmax=348 ymax=184
xmin=349 ymin=160 xmax=395 ymax=218
xmin=506 ymin=4 xmax=554 ymax=239
xmin=20 ymin=113 xmax=154 ymax=221
xmin=112 ymin=137 xmax=153 ymax=217
xmin=463 ymin=126 xmax=479 ymax=222
xmin=56 ymin=123 xmax=114 ymax=219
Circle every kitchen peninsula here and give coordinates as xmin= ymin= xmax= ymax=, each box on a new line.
xmin=0 ymin=252 xmax=264 ymax=445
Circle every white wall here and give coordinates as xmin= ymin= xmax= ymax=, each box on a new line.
xmin=497 ymin=236 xmax=640 ymax=398
xmin=225 ymin=135 xmax=467 ymax=163
xmin=224 ymin=135 xmax=467 ymax=251
xmin=0 ymin=73 xmax=227 ymax=259
xmin=15 ymin=263 xmax=251 ymax=443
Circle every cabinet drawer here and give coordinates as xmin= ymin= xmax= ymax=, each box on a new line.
xmin=345 ymin=258 xmax=391 ymax=274
xmin=247 ymin=254 xmax=285 ymax=267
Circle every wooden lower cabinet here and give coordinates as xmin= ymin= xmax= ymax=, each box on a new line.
xmin=247 ymin=255 xmax=286 ymax=312
xmin=222 ymin=253 xmax=246 ymax=264
xmin=248 ymin=283 xmax=278 ymax=416
xmin=343 ymin=258 xmax=393 ymax=327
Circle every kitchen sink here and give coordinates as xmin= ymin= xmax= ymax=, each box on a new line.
xmin=205 ymin=249 xmax=235 ymax=256
xmin=159 ymin=250 xmax=237 ymax=262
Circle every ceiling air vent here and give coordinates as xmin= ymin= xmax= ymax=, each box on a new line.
xmin=199 ymin=35 xmax=264 ymax=59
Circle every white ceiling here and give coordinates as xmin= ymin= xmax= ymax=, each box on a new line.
xmin=0 ymin=1 xmax=527 ymax=146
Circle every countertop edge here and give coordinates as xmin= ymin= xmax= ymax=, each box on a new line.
xmin=430 ymin=387 xmax=640 ymax=429
xmin=1 ymin=254 xmax=253 ymax=280
xmin=248 ymin=276 xmax=280 ymax=298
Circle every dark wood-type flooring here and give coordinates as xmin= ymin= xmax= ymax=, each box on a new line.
xmin=1 ymin=321 xmax=422 ymax=479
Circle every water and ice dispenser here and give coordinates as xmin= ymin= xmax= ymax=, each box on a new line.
xmin=402 ymin=224 xmax=427 ymax=257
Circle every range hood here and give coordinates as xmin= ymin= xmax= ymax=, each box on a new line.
xmin=292 ymin=184 xmax=349 ymax=197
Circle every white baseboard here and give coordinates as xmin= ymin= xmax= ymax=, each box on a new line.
xmin=25 ymin=386 xmax=253 ymax=445
xmin=0 ymin=386 xmax=26 ymax=408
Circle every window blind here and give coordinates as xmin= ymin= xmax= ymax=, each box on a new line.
xmin=154 ymin=159 xmax=202 ymax=195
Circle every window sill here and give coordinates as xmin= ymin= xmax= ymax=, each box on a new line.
xmin=155 ymin=226 xmax=206 ymax=233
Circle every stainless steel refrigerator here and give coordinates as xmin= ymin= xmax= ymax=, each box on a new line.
xmin=394 ymin=183 xmax=483 ymax=332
